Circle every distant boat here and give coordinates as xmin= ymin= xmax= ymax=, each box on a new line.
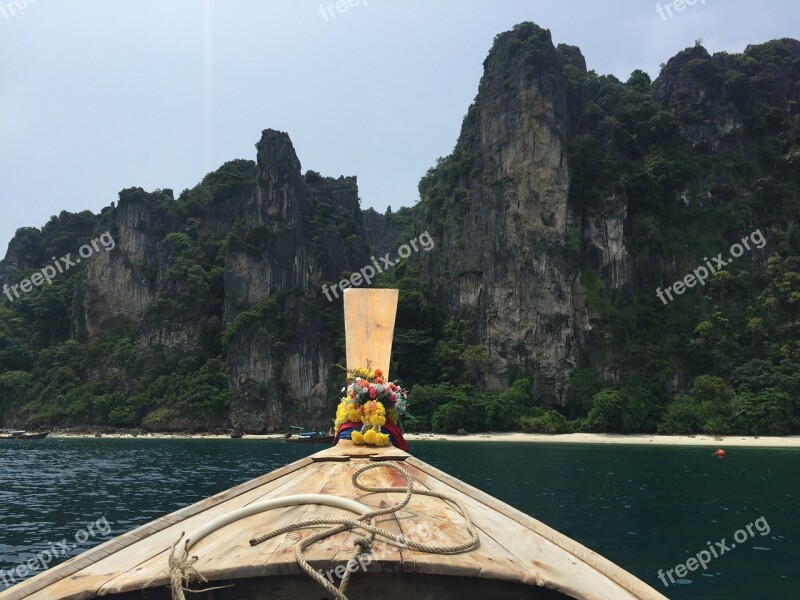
xmin=284 ymin=427 xmax=334 ymax=444
xmin=0 ymin=430 xmax=50 ymax=440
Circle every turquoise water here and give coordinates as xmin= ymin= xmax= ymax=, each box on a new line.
xmin=0 ymin=439 xmax=797 ymax=599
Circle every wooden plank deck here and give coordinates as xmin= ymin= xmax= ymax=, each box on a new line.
xmin=0 ymin=442 xmax=667 ymax=600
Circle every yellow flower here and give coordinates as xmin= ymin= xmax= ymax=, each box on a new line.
xmin=335 ymin=398 xmax=359 ymax=424
xmin=353 ymin=367 xmax=371 ymax=379
xmin=361 ymin=400 xmax=386 ymax=428
xmin=371 ymin=412 xmax=386 ymax=427
xmin=363 ymin=429 xmax=377 ymax=445
xmin=351 ymin=430 xmax=365 ymax=445
xmin=334 ymin=401 xmax=347 ymax=430
xmin=374 ymin=432 xmax=391 ymax=447
xmin=386 ymin=408 xmax=398 ymax=425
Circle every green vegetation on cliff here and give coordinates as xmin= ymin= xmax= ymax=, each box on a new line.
xmin=0 ymin=163 xmax=255 ymax=430
xmin=558 ymin=38 xmax=800 ymax=435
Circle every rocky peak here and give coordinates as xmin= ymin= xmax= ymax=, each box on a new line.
xmin=257 ymin=128 xmax=302 ymax=173
xmin=652 ymin=45 xmax=715 ymax=107
xmin=556 ymin=44 xmax=587 ymax=74
xmin=652 ymin=39 xmax=800 ymax=149
xmin=253 ymin=129 xmax=310 ymax=225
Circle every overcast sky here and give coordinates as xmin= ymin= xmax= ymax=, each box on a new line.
xmin=1 ymin=0 xmax=797 ymax=254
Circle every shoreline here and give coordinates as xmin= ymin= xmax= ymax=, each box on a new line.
xmin=42 ymin=431 xmax=800 ymax=447
xmin=404 ymin=432 xmax=800 ymax=447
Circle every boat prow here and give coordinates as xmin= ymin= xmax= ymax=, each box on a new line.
xmin=0 ymin=441 xmax=667 ymax=600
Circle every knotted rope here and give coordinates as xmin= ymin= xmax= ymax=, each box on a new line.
xmin=169 ymin=534 xmax=233 ymax=599
xmin=169 ymin=461 xmax=479 ymax=600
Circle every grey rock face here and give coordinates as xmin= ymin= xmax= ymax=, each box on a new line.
xmin=583 ymin=192 xmax=630 ymax=289
xmin=77 ymin=191 xmax=169 ymax=338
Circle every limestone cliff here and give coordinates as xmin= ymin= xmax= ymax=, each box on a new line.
xmin=410 ymin=23 xmax=577 ymax=405
xmin=2 ymin=25 xmax=797 ymax=432
xmin=223 ymin=130 xmax=369 ymax=432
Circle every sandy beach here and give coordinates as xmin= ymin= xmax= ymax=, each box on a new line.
xmin=47 ymin=431 xmax=283 ymax=441
xmin=43 ymin=430 xmax=800 ymax=447
xmin=404 ymin=432 xmax=800 ymax=447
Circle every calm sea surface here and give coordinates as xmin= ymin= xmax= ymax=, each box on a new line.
xmin=0 ymin=438 xmax=797 ymax=599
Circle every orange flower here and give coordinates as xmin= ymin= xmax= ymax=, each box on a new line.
xmin=374 ymin=369 xmax=383 ymax=378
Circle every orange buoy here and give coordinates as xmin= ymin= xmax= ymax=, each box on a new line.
xmin=714 ymin=448 xmax=726 ymax=457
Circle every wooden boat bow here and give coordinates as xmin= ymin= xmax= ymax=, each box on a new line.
xmin=1 ymin=441 xmax=667 ymax=600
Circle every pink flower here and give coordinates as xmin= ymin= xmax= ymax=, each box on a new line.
xmin=369 ymin=386 xmax=377 ymax=399
xmin=388 ymin=393 xmax=397 ymax=403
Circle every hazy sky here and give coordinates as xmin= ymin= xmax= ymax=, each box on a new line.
xmin=1 ymin=0 xmax=797 ymax=254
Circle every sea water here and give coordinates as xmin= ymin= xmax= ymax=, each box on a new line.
xmin=0 ymin=438 xmax=796 ymax=599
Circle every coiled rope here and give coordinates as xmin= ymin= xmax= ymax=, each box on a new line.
xmin=169 ymin=461 xmax=479 ymax=600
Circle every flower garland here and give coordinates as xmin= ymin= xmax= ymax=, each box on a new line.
xmin=334 ymin=367 xmax=411 ymax=447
